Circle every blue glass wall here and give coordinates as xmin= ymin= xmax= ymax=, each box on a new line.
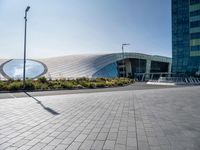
xmin=172 ymin=0 xmax=200 ymax=75
xmin=92 ymin=63 xmax=118 ymax=78
xmin=172 ymin=0 xmax=190 ymax=74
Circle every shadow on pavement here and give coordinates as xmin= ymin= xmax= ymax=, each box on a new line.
xmin=24 ymin=92 xmax=60 ymax=115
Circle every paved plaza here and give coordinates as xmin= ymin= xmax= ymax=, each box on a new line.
xmin=0 ymin=86 xmax=200 ymax=150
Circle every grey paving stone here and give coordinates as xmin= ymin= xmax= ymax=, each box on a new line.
xmin=29 ymin=143 xmax=46 ymax=150
xmin=54 ymin=144 xmax=69 ymax=150
xmin=117 ymin=131 xmax=127 ymax=138
xmin=127 ymin=146 xmax=137 ymax=150
xmin=91 ymin=140 xmax=105 ymax=150
xmin=26 ymin=139 xmax=41 ymax=146
xmin=150 ymin=146 xmax=161 ymax=150
xmin=7 ymin=137 xmax=23 ymax=144
xmin=57 ymin=131 xmax=71 ymax=139
xmin=62 ymin=137 xmax=75 ymax=145
xmin=68 ymin=131 xmax=81 ymax=138
xmin=81 ymin=129 xmax=91 ymax=134
xmin=147 ymin=137 xmax=160 ymax=146
xmin=41 ymin=137 xmax=54 ymax=144
xmin=67 ymin=141 xmax=81 ymax=150
xmin=0 ymin=143 xmax=13 ymax=149
xmin=107 ymin=132 xmax=118 ymax=140
xmin=41 ymin=145 xmax=56 ymax=150
xmin=138 ymin=141 xmax=150 ymax=150
xmin=127 ymin=138 xmax=137 ymax=147
xmin=36 ymin=133 xmax=49 ymax=139
xmin=24 ymin=133 xmax=39 ymax=140
xmin=17 ymin=145 xmax=32 ymax=150
xmin=114 ymin=144 xmax=126 ymax=150
xmin=79 ymin=140 xmax=94 ymax=150
xmin=86 ymin=132 xmax=98 ymax=140
xmin=7 ymin=132 xmax=21 ymax=138
xmin=116 ymin=137 xmax=126 ymax=145
xmin=109 ymin=128 xmax=118 ymax=133
xmin=5 ymin=147 xmax=18 ymax=150
xmin=12 ymin=139 xmax=29 ymax=147
xmin=49 ymin=131 xmax=61 ymax=137
xmin=103 ymin=140 xmax=115 ymax=150
xmin=75 ymin=134 xmax=88 ymax=142
xmin=101 ymin=128 xmax=110 ymax=133
xmin=48 ymin=138 xmax=62 ymax=146
xmin=96 ymin=133 xmax=108 ymax=141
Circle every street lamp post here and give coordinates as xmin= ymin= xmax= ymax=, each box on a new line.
xmin=23 ymin=6 xmax=30 ymax=89
xmin=122 ymin=43 xmax=130 ymax=78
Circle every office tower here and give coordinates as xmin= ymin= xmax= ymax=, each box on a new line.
xmin=172 ymin=0 xmax=200 ymax=75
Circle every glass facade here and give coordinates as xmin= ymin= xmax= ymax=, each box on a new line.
xmin=2 ymin=59 xmax=47 ymax=80
xmin=150 ymin=61 xmax=169 ymax=73
xmin=130 ymin=59 xmax=146 ymax=74
xmin=92 ymin=62 xmax=118 ymax=78
xmin=172 ymin=0 xmax=200 ymax=75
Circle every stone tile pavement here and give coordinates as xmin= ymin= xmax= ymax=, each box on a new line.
xmin=0 ymin=86 xmax=200 ymax=150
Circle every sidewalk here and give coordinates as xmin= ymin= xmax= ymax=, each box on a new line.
xmin=0 ymin=86 xmax=200 ymax=150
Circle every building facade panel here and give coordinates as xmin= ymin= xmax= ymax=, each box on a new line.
xmin=172 ymin=0 xmax=200 ymax=75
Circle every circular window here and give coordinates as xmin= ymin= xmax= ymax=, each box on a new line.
xmin=1 ymin=59 xmax=47 ymax=80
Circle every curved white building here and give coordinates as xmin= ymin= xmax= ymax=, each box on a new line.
xmin=0 ymin=53 xmax=171 ymax=80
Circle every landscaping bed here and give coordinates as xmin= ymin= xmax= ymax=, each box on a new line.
xmin=0 ymin=77 xmax=134 ymax=91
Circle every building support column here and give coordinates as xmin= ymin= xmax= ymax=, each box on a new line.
xmin=125 ymin=59 xmax=132 ymax=77
xmin=145 ymin=59 xmax=151 ymax=80
xmin=168 ymin=63 xmax=172 ymax=77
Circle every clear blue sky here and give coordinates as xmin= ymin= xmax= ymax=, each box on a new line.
xmin=0 ymin=0 xmax=171 ymax=59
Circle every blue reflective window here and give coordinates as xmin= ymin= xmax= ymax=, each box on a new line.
xmin=190 ymin=0 xmax=200 ymax=5
xmin=191 ymin=45 xmax=200 ymax=51
xmin=190 ymin=21 xmax=200 ymax=28
xmin=191 ymin=32 xmax=200 ymax=39
xmin=190 ymin=10 xmax=200 ymax=17
xmin=2 ymin=59 xmax=46 ymax=80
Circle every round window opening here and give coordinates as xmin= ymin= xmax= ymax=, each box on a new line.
xmin=1 ymin=59 xmax=47 ymax=80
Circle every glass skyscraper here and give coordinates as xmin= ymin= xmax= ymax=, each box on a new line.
xmin=172 ymin=0 xmax=200 ymax=75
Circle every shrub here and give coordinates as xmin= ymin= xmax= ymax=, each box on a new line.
xmin=96 ymin=82 xmax=106 ymax=88
xmin=105 ymin=81 xmax=115 ymax=87
xmin=0 ymin=77 xmax=133 ymax=91
xmin=25 ymin=80 xmax=35 ymax=90
xmin=38 ymin=77 xmax=48 ymax=83
xmin=0 ymin=81 xmax=6 ymax=90
xmin=115 ymin=81 xmax=124 ymax=86
xmin=79 ymin=81 xmax=88 ymax=87
xmin=79 ymin=81 xmax=88 ymax=88
xmin=40 ymin=84 xmax=49 ymax=90
xmin=34 ymin=82 xmax=42 ymax=89
xmin=61 ymin=82 xmax=74 ymax=89
xmin=79 ymin=81 xmax=96 ymax=88
xmin=8 ymin=79 xmax=14 ymax=83
xmin=95 ymin=78 xmax=107 ymax=82
xmin=88 ymin=82 xmax=96 ymax=88
xmin=7 ymin=82 xmax=23 ymax=91
xmin=77 ymin=84 xmax=84 ymax=89
xmin=53 ymin=84 xmax=62 ymax=89
xmin=76 ymin=77 xmax=90 ymax=83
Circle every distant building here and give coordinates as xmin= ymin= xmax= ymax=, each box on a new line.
xmin=172 ymin=0 xmax=200 ymax=76
xmin=0 ymin=53 xmax=171 ymax=80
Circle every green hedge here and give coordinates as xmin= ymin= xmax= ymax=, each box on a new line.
xmin=0 ymin=77 xmax=134 ymax=91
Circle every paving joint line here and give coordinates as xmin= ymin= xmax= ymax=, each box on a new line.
xmin=132 ymin=91 xmax=139 ymax=150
